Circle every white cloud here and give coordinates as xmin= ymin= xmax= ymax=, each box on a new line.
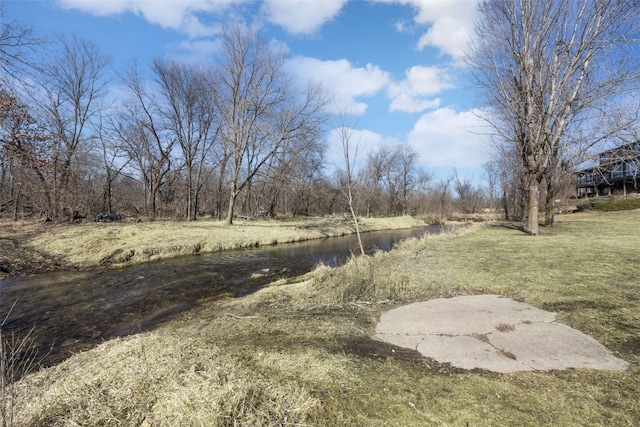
xmin=286 ymin=56 xmax=391 ymax=115
xmin=394 ymin=19 xmax=410 ymax=33
xmin=325 ymin=128 xmax=402 ymax=168
xmin=57 ymin=0 xmax=347 ymax=37
xmin=373 ymin=0 xmax=478 ymax=60
xmin=262 ymin=0 xmax=347 ymax=34
xmin=55 ymin=0 xmax=132 ymax=15
xmin=387 ymin=65 xmax=454 ymax=113
xmin=55 ymin=0 xmax=238 ymax=37
xmin=407 ymin=107 xmax=490 ymax=169
xmin=175 ymin=38 xmax=222 ymax=59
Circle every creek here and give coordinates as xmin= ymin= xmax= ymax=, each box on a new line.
xmin=0 ymin=225 xmax=441 ymax=369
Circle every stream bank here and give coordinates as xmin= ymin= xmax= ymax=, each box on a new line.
xmin=1 ymin=224 xmax=438 ymax=370
xmin=0 ymin=215 xmax=426 ymax=279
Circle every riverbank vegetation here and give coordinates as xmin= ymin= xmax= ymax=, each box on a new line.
xmin=0 ymin=215 xmax=425 ymax=278
xmin=7 ymin=210 xmax=640 ymax=425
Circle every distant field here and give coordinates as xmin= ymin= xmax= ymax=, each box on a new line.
xmin=9 ymin=210 xmax=640 ymax=426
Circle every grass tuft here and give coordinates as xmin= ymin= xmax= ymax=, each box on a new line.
xmin=15 ymin=334 xmax=318 ymax=426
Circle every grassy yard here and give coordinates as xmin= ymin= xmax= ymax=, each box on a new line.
xmin=8 ymin=210 xmax=640 ymax=426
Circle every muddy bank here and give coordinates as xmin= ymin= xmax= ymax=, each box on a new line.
xmin=0 ymin=231 xmax=72 ymax=278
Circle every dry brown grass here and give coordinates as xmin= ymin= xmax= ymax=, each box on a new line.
xmin=7 ymin=211 xmax=640 ymax=425
xmin=15 ymin=333 xmax=318 ymax=426
xmin=0 ymin=215 xmax=423 ymax=277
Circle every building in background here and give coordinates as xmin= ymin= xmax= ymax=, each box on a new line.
xmin=576 ymin=142 xmax=640 ymax=197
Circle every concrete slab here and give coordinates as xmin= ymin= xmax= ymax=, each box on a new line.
xmin=416 ymin=334 xmax=531 ymax=373
xmin=488 ymin=322 xmax=630 ymax=371
xmin=375 ymin=295 xmax=556 ymax=336
xmin=377 ymin=333 xmax=424 ymax=350
xmin=375 ymin=295 xmax=629 ymax=373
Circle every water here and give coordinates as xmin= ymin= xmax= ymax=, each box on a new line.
xmin=0 ymin=225 xmax=440 ymax=368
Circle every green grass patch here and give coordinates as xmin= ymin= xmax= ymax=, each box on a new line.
xmin=577 ymin=196 xmax=640 ymax=212
xmin=9 ymin=210 xmax=640 ymax=425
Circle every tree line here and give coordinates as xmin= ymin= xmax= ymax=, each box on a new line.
xmin=11 ymin=0 xmax=634 ymax=231
xmin=1 ymin=23 xmax=491 ymax=224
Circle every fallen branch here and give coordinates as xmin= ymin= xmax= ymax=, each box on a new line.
xmin=223 ymin=312 xmax=259 ymax=320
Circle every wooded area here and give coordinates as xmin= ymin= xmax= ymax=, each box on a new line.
xmin=0 ymin=23 xmax=488 ymax=223
xmin=3 ymin=0 xmax=639 ymax=229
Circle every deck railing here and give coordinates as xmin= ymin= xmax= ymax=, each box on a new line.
xmin=577 ymin=170 xmax=640 ymax=188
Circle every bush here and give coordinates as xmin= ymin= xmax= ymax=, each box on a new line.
xmin=596 ymin=197 xmax=640 ymax=211
xmin=575 ymin=197 xmax=610 ymax=212
xmin=576 ymin=196 xmax=640 ymax=212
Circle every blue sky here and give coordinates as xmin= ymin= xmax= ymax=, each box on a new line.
xmin=3 ymin=0 xmax=491 ymax=184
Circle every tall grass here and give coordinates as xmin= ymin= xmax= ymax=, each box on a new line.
xmin=1 ymin=302 xmax=42 ymax=427
xmin=13 ymin=334 xmax=317 ymax=426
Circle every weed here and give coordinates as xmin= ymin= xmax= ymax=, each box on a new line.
xmin=1 ymin=302 xmax=45 ymax=427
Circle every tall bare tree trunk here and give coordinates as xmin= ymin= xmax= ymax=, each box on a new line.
xmin=527 ymin=179 xmax=539 ymax=236
xmin=545 ymin=178 xmax=555 ymax=227
xmin=226 ymin=183 xmax=237 ymax=225
xmin=347 ymin=183 xmax=365 ymax=256
xmin=337 ymin=111 xmax=365 ymax=256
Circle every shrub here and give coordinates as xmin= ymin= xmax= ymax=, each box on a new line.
xmin=575 ymin=197 xmax=610 ymax=212
xmin=595 ymin=197 xmax=640 ymax=211
xmin=577 ymin=196 xmax=640 ymax=212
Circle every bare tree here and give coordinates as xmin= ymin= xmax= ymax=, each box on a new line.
xmin=208 ymin=134 xmax=232 ymax=220
xmin=468 ymin=0 xmax=640 ymax=235
xmin=215 ymin=25 xmax=327 ymax=225
xmin=363 ymin=144 xmax=394 ymax=217
xmin=0 ymin=17 xmax=44 ymax=218
xmin=152 ymin=59 xmax=219 ymax=220
xmin=488 ymin=138 xmax=528 ymax=221
xmin=482 ymin=161 xmax=500 ymax=212
xmin=335 ymin=112 xmax=365 ymax=256
xmin=0 ymin=90 xmax=52 ymax=219
xmin=287 ymin=141 xmax=326 ymax=216
xmin=36 ymin=34 xmax=111 ymax=220
xmin=117 ymin=63 xmax=174 ymax=219
xmin=453 ymin=170 xmax=485 ymax=221
xmin=94 ymin=113 xmax=130 ymax=215
xmin=395 ymin=144 xmax=425 ymax=216
xmin=362 ymin=143 xmax=428 ymax=216
xmin=253 ymin=131 xmax=326 ymax=218
xmin=0 ymin=16 xmax=41 ymax=87
xmin=426 ymin=176 xmax=454 ymax=224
